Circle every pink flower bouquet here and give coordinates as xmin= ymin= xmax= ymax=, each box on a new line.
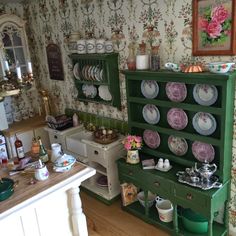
xmin=123 ymin=135 xmax=142 ymax=151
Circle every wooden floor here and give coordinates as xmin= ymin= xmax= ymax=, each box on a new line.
xmin=81 ymin=191 xmax=170 ymax=236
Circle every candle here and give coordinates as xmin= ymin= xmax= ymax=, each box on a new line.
xmin=3 ymin=60 xmax=9 ymax=71
xmin=16 ymin=65 xmax=22 ymax=81
xmin=27 ymin=61 xmax=32 ymax=73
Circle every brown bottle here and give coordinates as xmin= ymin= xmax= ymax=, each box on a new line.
xmin=15 ymin=134 xmax=25 ymax=160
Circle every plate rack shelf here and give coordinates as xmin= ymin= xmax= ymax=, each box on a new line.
xmin=70 ymin=53 xmax=121 ymax=109
xmin=117 ymin=70 xmax=236 ymax=236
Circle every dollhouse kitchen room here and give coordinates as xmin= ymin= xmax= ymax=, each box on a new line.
xmin=0 ymin=1 xmax=236 ymax=236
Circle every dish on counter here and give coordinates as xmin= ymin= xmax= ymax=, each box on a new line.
xmin=82 ymin=84 xmax=97 ymax=98
xmin=192 ymin=112 xmax=217 ymax=136
xmin=192 ymin=141 xmax=215 ymax=163
xmin=142 ymin=104 xmax=160 ymax=125
xmin=141 ymin=80 xmax=159 ymax=99
xmin=143 ymin=129 xmax=161 ymax=149
xmin=165 ymin=82 xmax=187 ymax=102
xmin=98 ymin=85 xmax=112 ymax=101
xmin=53 ymin=154 xmax=76 ymax=172
xmin=167 ymin=108 xmax=188 ymax=130
xmin=193 ymin=84 xmax=218 ymax=106
xmin=168 ymin=135 xmax=188 ymax=156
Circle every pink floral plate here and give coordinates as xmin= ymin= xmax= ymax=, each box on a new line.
xmin=165 ymin=82 xmax=187 ymax=102
xmin=143 ymin=129 xmax=161 ymax=149
xmin=167 ymin=108 xmax=188 ymax=130
xmin=168 ymin=135 xmax=188 ymax=156
xmin=192 ymin=141 xmax=215 ymax=163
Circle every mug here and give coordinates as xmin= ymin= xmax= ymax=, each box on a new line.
xmin=86 ymin=39 xmax=96 ymax=53
xmin=51 ymin=143 xmax=62 ymax=163
xmin=96 ymin=39 xmax=105 ymax=53
xmin=35 ymin=163 xmax=49 ymax=181
xmin=155 ymin=197 xmax=173 ymax=223
xmin=105 ymin=40 xmax=113 ymax=53
xmin=77 ymin=39 xmax=86 ymax=54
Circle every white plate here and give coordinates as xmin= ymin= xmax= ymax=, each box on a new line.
xmin=192 ymin=112 xmax=216 ymax=136
xmin=141 ymin=80 xmax=159 ymax=99
xmin=142 ymin=104 xmax=160 ymax=125
xmin=98 ymin=85 xmax=112 ymax=101
xmin=73 ymin=63 xmax=80 ymax=80
xmin=193 ymin=84 xmax=218 ymax=106
xmin=82 ymin=84 xmax=97 ymax=98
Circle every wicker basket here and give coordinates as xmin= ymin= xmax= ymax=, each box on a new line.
xmin=47 ymin=115 xmax=73 ymax=131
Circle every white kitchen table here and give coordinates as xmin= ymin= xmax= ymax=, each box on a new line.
xmin=0 ymin=161 xmax=96 ymax=236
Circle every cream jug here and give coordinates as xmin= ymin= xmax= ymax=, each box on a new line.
xmin=51 ymin=143 xmax=62 ymax=163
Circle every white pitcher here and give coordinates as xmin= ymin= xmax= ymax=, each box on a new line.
xmin=51 ymin=143 xmax=62 ymax=163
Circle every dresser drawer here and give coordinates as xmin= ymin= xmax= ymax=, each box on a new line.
xmin=145 ymin=173 xmax=171 ymax=197
xmin=174 ymin=184 xmax=208 ymax=209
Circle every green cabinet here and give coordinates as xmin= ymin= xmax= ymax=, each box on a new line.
xmin=70 ymin=53 xmax=121 ymax=109
xmin=118 ymin=70 xmax=236 ymax=236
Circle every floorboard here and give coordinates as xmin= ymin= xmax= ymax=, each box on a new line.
xmin=81 ymin=191 xmax=170 ymax=236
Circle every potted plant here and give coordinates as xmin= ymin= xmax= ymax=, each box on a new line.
xmin=123 ymin=135 xmax=142 ymax=164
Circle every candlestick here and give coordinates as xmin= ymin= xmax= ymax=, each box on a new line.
xmin=27 ymin=61 xmax=32 ymax=74
xmin=16 ymin=65 xmax=22 ymax=82
xmin=3 ymin=60 xmax=9 ymax=71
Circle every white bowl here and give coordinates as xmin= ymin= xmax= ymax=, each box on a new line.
xmin=137 ymin=191 xmax=156 ymax=208
xmin=208 ymin=62 xmax=235 ymax=74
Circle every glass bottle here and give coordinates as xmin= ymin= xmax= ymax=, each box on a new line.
xmin=31 ymin=137 xmax=40 ymax=156
xmin=38 ymin=136 xmax=49 ymax=163
xmin=15 ymin=134 xmax=25 ymax=160
xmin=127 ymin=43 xmax=136 ymax=71
xmin=150 ymin=45 xmax=160 ymax=71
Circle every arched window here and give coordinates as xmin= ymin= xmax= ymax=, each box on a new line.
xmin=0 ymin=14 xmax=31 ymax=76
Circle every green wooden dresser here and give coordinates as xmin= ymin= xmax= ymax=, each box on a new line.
xmin=117 ymin=70 xmax=236 ymax=236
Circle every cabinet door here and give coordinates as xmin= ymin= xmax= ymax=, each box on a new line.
xmin=34 ymin=126 xmax=50 ymax=150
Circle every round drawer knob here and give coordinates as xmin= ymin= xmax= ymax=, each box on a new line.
xmin=129 ymin=171 xmax=133 ymax=176
xmin=186 ymin=193 xmax=193 ymax=200
xmin=54 ymin=135 xmax=58 ymax=139
xmin=154 ymin=181 xmax=160 ymax=187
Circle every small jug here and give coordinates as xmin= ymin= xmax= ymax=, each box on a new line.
xmin=34 ymin=160 xmax=49 ymax=181
xmin=51 ymin=143 xmax=62 ymax=163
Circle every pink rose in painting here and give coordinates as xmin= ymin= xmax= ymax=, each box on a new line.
xmin=199 ymin=17 xmax=208 ymax=30
xmin=206 ymin=20 xmax=222 ymax=38
xmin=211 ymin=5 xmax=229 ymax=24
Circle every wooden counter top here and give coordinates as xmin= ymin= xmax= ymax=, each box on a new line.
xmin=0 ymin=161 xmax=89 ymax=218
xmin=3 ymin=115 xmax=46 ymax=137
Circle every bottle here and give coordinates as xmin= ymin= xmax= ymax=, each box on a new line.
xmin=31 ymin=138 xmax=40 ymax=156
xmin=15 ymin=134 xmax=25 ymax=160
xmin=38 ymin=136 xmax=49 ymax=163
xmin=127 ymin=43 xmax=136 ymax=71
xmin=73 ymin=113 xmax=79 ymax=127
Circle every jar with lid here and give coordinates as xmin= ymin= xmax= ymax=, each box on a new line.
xmin=150 ymin=45 xmax=160 ymax=71
xmin=136 ymin=41 xmax=149 ymax=70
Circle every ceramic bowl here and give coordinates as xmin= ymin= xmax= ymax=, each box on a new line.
xmin=137 ymin=191 xmax=156 ymax=208
xmin=208 ymin=62 xmax=235 ymax=74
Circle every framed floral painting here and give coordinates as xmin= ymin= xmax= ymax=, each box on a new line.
xmin=192 ymin=0 xmax=236 ymax=55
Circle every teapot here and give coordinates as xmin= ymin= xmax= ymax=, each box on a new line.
xmin=195 ymin=162 xmax=217 ymax=182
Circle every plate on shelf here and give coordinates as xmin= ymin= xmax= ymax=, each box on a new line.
xmin=168 ymin=135 xmax=188 ymax=156
xmin=96 ymin=175 xmax=108 ymax=187
xmin=73 ymin=63 xmax=81 ymax=80
xmin=142 ymin=104 xmax=160 ymax=125
xmin=143 ymin=129 xmax=161 ymax=149
xmin=82 ymin=84 xmax=97 ymax=98
xmin=165 ymin=82 xmax=187 ymax=102
xmin=192 ymin=141 xmax=215 ymax=163
xmin=167 ymin=108 xmax=188 ymax=130
xmin=192 ymin=112 xmax=217 ymax=136
xmin=141 ymin=80 xmax=159 ymax=99
xmin=98 ymin=85 xmax=112 ymax=101
xmin=193 ymin=84 xmax=218 ymax=106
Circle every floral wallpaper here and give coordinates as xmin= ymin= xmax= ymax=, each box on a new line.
xmin=2 ymin=0 xmax=236 ymax=234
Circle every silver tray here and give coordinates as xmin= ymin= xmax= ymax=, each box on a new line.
xmin=176 ymin=171 xmax=222 ymax=190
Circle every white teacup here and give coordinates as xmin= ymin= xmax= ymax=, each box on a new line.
xmin=155 ymin=197 xmax=173 ymax=222
xmin=86 ymin=39 xmax=96 ymax=53
xmin=96 ymin=39 xmax=105 ymax=53
xmin=77 ymin=39 xmax=86 ymax=54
